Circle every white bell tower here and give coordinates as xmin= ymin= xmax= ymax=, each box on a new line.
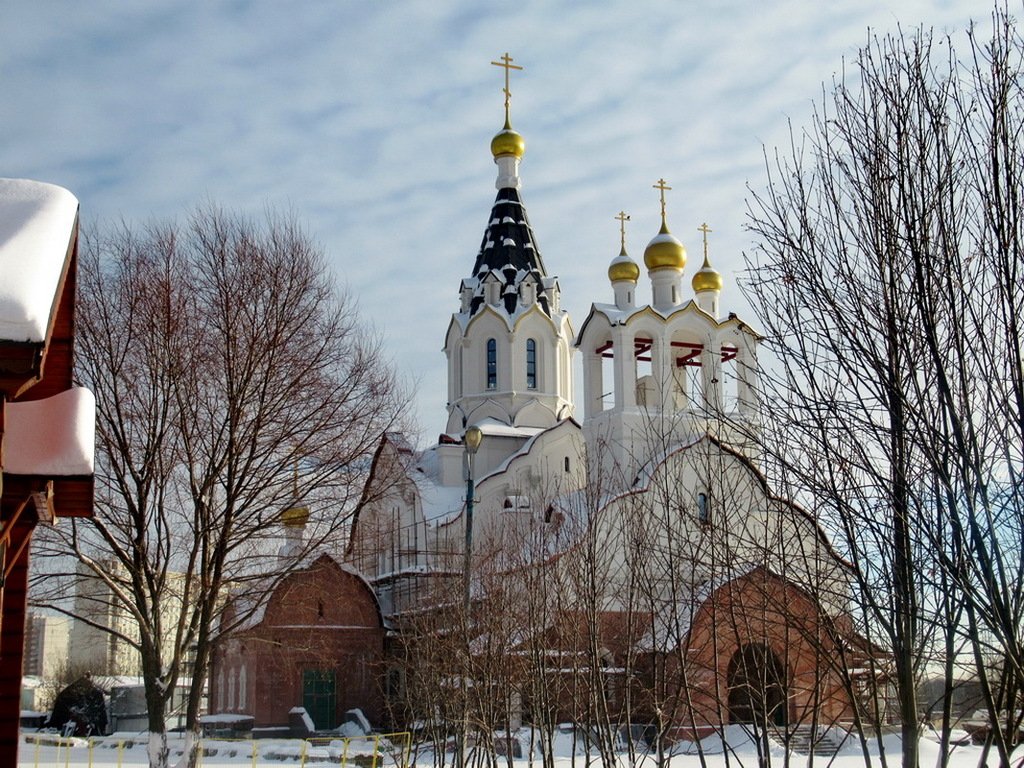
xmin=576 ymin=186 xmax=762 ymax=485
xmin=443 ymin=54 xmax=574 ymax=437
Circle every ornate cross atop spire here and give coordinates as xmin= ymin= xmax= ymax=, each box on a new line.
xmin=698 ymin=222 xmax=712 ymax=262
xmin=491 ymin=52 xmax=523 ymax=126
xmin=615 ymin=211 xmax=631 ymax=255
xmin=653 ymin=178 xmax=672 ymax=226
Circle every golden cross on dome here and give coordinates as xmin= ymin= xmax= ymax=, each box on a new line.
xmin=698 ymin=222 xmax=712 ymax=261
xmin=491 ymin=52 xmax=523 ymax=124
xmin=653 ymin=178 xmax=672 ymax=223
xmin=615 ymin=211 xmax=631 ymax=253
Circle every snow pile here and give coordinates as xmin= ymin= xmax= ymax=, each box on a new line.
xmin=0 ymin=178 xmax=78 ymax=343
xmin=260 ymin=742 xmax=331 ymax=761
xmin=20 ymin=730 xmax=1024 ymax=767
xmin=671 ymin=724 xmax=787 ymax=757
xmin=288 ymin=706 xmax=315 ymax=734
xmin=334 ymin=708 xmax=371 ymax=738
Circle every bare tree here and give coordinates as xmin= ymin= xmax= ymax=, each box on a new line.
xmin=32 ymin=207 xmax=407 ymax=768
xmin=745 ymin=9 xmax=1024 ymax=767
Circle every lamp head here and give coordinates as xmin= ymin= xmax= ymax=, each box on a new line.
xmin=464 ymin=425 xmax=484 ymax=455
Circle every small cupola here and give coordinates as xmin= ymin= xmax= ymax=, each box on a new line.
xmin=608 ymin=211 xmax=639 ymax=310
xmin=491 ymin=120 xmax=526 ymax=160
xmin=644 ymin=179 xmax=686 ymax=310
xmin=608 ymin=252 xmax=640 ymax=283
xmin=278 ymin=488 xmax=309 ymax=564
xmin=691 ymin=222 xmax=723 ymax=318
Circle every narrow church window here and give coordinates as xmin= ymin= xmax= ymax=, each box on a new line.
xmin=697 ymin=492 xmax=711 ymax=525
xmin=564 ymin=456 xmax=570 ymax=472
xmin=317 ymin=600 xmax=324 ymax=619
xmin=239 ymin=665 xmax=247 ymax=710
xmin=526 ymin=338 xmax=537 ymax=389
xmin=487 ymin=338 xmax=497 ymax=389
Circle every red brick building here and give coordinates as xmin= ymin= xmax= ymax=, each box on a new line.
xmin=451 ymin=565 xmax=863 ymax=741
xmin=648 ymin=566 xmax=861 ymax=739
xmin=212 ymin=554 xmax=386 ymax=730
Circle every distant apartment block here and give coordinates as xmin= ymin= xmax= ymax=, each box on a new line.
xmin=22 ymin=613 xmax=70 ymax=679
xmin=65 ymin=560 xmax=186 ymax=678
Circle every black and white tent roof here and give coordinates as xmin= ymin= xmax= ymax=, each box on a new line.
xmin=468 ymin=187 xmax=552 ymax=317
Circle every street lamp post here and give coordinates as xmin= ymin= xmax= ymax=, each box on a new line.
xmin=459 ymin=424 xmax=482 ymax=768
xmin=462 ymin=424 xmax=483 ymax=619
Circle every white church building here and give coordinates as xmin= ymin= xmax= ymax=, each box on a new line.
xmin=347 ymin=60 xmax=871 ymax=740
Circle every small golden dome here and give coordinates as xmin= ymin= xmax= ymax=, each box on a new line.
xmin=644 ymin=222 xmax=687 ymax=271
xmin=280 ymin=505 xmax=309 ymax=528
xmin=692 ymin=261 xmax=723 ymax=292
xmin=491 ymin=122 xmax=525 ymax=158
xmin=608 ymin=251 xmax=640 ymax=283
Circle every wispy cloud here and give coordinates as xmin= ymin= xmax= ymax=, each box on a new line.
xmin=1 ymin=0 xmax=983 ymax=439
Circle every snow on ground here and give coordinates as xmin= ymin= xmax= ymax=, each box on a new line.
xmin=15 ymin=729 xmax=1024 ymax=768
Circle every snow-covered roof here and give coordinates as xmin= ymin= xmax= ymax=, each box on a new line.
xmin=636 ymin=565 xmax=760 ymax=652
xmin=4 ymin=386 xmax=95 ymax=476
xmin=411 ymin=420 xmax=563 ymax=526
xmin=228 ymin=552 xmax=382 ymax=632
xmin=576 ymin=299 xmax=766 ymax=346
xmin=0 ymin=179 xmax=79 ymax=343
xmin=411 ymin=473 xmax=468 ymax=528
xmin=474 ymin=417 xmax=544 ymax=439
xmin=405 ymin=443 xmax=466 ymax=524
xmin=480 ymin=418 xmax=580 ymax=483
xmin=91 ymin=675 xmax=145 ymax=692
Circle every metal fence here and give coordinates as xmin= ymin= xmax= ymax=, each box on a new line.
xmin=20 ymin=731 xmax=413 ymax=768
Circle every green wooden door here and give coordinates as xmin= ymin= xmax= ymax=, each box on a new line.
xmin=302 ymin=669 xmax=336 ymax=730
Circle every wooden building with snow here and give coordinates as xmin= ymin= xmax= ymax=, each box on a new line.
xmin=0 ymin=178 xmax=95 ymax=764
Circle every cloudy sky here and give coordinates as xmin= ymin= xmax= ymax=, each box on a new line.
xmin=2 ymin=1 xmax=984 ymax=443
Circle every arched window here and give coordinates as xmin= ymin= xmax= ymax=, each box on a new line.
xmin=564 ymin=456 xmax=570 ymax=472
xmin=526 ymin=338 xmax=537 ymax=389
xmin=486 ymin=338 xmax=497 ymax=389
xmin=697 ymin=492 xmax=711 ymax=525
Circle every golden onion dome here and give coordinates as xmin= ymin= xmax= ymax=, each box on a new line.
xmin=692 ymin=260 xmax=724 ymax=292
xmin=491 ymin=119 xmax=526 ymax=158
xmin=608 ymin=250 xmax=640 ymax=283
xmin=643 ymin=222 xmax=687 ymax=271
xmin=280 ymin=505 xmax=310 ymax=528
